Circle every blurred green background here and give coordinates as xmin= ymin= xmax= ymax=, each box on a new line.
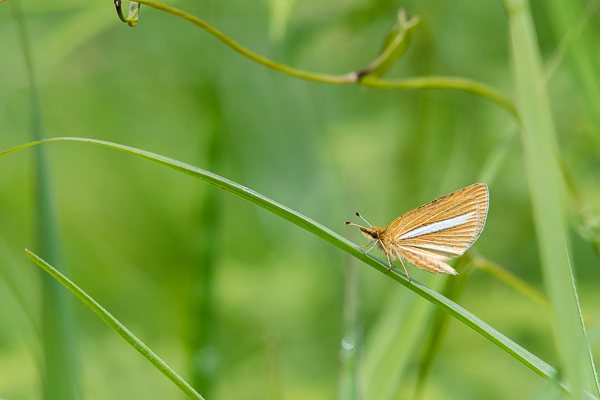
xmin=1 ymin=0 xmax=599 ymax=399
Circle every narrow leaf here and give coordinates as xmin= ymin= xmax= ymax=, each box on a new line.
xmin=505 ymin=0 xmax=600 ymax=395
xmin=25 ymin=250 xmax=206 ymax=400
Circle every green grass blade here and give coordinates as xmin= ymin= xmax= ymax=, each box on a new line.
xmin=188 ymin=84 xmax=225 ymax=395
xmin=25 ymin=250 xmax=206 ymax=400
xmin=10 ymin=2 xmax=81 ymax=398
xmin=505 ymin=0 xmax=600 ymax=396
xmin=0 ymin=137 xmax=585 ymax=395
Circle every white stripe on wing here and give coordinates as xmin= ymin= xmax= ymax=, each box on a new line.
xmin=397 ymin=213 xmax=474 ymax=240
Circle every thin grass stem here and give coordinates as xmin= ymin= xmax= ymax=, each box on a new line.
xmin=130 ymin=0 xmax=517 ymax=119
xmin=25 ymin=250 xmax=206 ymax=400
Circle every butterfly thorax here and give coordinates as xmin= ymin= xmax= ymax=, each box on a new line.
xmin=361 ymin=226 xmax=397 ymax=256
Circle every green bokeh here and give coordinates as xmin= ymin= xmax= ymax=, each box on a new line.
xmin=0 ymin=0 xmax=599 ymax=399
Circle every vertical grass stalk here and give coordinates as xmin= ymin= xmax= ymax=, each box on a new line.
xmin=189 ymin=83 xmax=224 ymax=395
xmin=10 ymin=1 xmax=81 ymax=398
xmin=505 ymin=0 xmax=600 ymax=396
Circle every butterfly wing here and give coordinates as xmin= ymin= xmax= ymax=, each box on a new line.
xmin=394 ymin=246 xmax=459 ymax=274
xmin=384 ymin=183 xmax=489 ymax=273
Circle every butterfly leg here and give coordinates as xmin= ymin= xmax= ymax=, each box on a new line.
xmin=385 ymin=252 xmax=394 ymax=271
xmin=361 ymin=240 xmax=377 ymax=255
xmin=390 ymin=250 xmax=410 ymax=281
xmin=398 ymin=256 xmax=411 ymax=282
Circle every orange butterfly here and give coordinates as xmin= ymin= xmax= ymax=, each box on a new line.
xmin=346 ymin=183 xmax=489 ymax=279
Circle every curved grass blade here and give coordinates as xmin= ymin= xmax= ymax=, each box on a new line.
xmin=0 ymin=137 xmax=590 ymax=397
xmin=25 ymin=250 xmax=206 ymax=400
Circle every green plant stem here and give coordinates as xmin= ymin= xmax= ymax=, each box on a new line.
xmin=0 ymin=137 xmax=587 ymax=397
xmin=130 ymin=0 xmax=517 ymax=119
xmin=361 ymin=76 xmax=518 ymax=119
xmin=114 ymin=0 xmax=128 ymax=24
xmin=469 ymin=254 xmax=549 ymax=308
xmin=25 ymin=250 xmax=206 ymax=400
xmin=134 ymin=0 xmax=352 ymax=84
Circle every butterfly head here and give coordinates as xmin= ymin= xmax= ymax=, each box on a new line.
xmin=345 ymin=212 xmax=385 ymax=242
xmin=363 ymin=226 xmax=386 ymax=240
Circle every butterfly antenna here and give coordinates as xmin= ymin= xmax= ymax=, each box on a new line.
xmin=355 ymin=212 xmax=374 ymax=227
xmin=345 ymin=221 xmax=367 ymax=229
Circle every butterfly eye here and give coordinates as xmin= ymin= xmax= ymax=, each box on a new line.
xmin=370 ymin=232 xmax=379 ymax=239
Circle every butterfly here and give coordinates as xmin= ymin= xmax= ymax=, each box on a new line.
xmin=346 ymin=183 xmax=489 ymax=279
